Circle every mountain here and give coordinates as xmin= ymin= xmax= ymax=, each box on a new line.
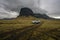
xmin=33 ymin=13 xmax=51 ymax=19
xmin=19 ymin=7 xmax=55 ymax=19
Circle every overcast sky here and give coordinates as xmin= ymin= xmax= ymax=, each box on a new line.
xmin=40 ymin=0 xmax=60 ymax=18
xmin=0 ymin=0 xmax=60 ymax=19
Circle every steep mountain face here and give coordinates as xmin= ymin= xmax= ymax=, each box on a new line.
xmin=19 ymin=7 xmax=52 ymax=19
xmin=20 ymin=7 xmax=34 ymax=16
xmin=33 ymin=13 xmax=50 ymax=19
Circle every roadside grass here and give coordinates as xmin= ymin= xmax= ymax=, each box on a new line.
xmin=34 ymin=18 xmax=60 ymax=40
xmin=40 ymin=19 xmax=60 ymax=28
xmin=0 ymin=16 xmax=60 ymax=40
xmin=0 ymin=16 xmax=36 ymax=32
xmin=0 ymin=16 xmax=60 ymax=33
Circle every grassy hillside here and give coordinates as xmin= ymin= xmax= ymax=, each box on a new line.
xmin=0 ymin=16 xmax=36 ymax=32
xmin=0 ymin=16 xmax=60 ymax=40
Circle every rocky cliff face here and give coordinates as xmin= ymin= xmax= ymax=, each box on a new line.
xmin=19 ymin=7 xmax=34 ymax=16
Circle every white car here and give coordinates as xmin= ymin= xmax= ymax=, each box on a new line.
xmin=32 ymin=20 xmax=40 ymax=24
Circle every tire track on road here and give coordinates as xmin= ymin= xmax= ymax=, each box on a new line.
xmin=44 ymin=28 xmax=60 ymax=40
xmin=0 ymin=22 xmax=43 ymax=40
xmin=0 ymin=25 xmax=34 ymax=38
xmin=4 ymin=24 xmax=40 ymax=40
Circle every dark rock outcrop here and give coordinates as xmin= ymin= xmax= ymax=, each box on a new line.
xmin=33 ymin=13 xmax=51 ymax=19
xmin=19 ymin=7 xmax=53 ymax=19
xmin=19 ymin=7 xmax=34 ymax=16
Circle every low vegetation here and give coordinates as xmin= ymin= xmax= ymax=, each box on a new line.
xmin=0 ymin=16 xmax=60 ymax=40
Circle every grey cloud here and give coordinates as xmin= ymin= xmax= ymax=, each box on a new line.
xmin=0 ymin=0 xmax=60 ymax=19
xmin=40 ymin=0 xmax=60 ymax=17
xmin=0 ymin=0 xmax=49 ymax=19
xmin=0 ymin=0 xmax=46 ymax=19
